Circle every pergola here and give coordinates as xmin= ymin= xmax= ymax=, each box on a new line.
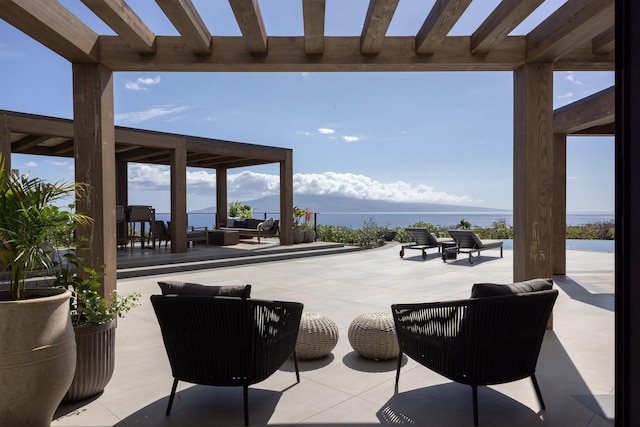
xmin=2 ymin=1 xmax=640 ymax=424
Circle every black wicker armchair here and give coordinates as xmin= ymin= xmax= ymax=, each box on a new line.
xmin=151 ymin=294 xmax=304 ymax=426
xmin=391 ymin=281 xmax=558 ymax=426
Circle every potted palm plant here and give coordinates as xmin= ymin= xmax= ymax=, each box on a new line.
xmin=0 ymin=154 xmax=91 ymax=425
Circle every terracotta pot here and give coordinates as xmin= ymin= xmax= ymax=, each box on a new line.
xmin=64 ymin=319 xmax=116 ymax=402
xmin=0 ymin=288 xmax=76 ymax=426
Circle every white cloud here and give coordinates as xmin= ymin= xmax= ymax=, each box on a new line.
xmin=566 ymin=71 xmax=582 ymax=85
xmin=126 ymin=166 xmax=473 ymax=206
xmin=115 ymin=105 xmax=190 ymax=124
xmin=318 ymin=128 xmax=335 ymax=134
xmin=342 ymin=135 xmax=360 ymax=142
xmin=123 ymin=75 xmax=161 ymax=91
xmin=301 ymin=72 xmax=310 ymax=80
xmin=557 ymin=92 xmax=573 ymax=99
xmin=24 ymin=161 xmax=37 ymax=168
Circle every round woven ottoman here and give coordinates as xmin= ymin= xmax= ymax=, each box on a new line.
xmin=295 ymin=312 xmax=339 ymax=360
xmin=348 ymin=312 xmax=399 ymax=361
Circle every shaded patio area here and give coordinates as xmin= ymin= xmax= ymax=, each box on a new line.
xmin=53 ymin=244 xmax=614 ymax=426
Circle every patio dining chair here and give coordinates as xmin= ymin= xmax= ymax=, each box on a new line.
xmin=391 ymin=278 xmax=558 ymax=426
xmin=151 ymin=294 xmax=303 ymax=426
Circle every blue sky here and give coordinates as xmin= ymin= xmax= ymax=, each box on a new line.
xmin=0 ymin=1 xmax=614 ymax=214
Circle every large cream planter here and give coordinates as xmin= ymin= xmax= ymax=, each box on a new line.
xmin=0 ymin=288 xmax=77 ymax=427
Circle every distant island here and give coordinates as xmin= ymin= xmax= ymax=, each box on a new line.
xmin=192 ymin=194 xmax=510 ymax=214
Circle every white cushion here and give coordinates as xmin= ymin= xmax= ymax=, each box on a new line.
xmin=261 ymin=218 xmax=274 ymax=231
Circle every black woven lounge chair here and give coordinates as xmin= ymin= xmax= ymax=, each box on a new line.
xmin=151 ymin=294 xmax=303 ymax=426
xmin=400 ymin=228 xmax=454 ymax=260
xmin=391 ymin=279 xmax=558 ymax=426
xmin=445 ymin=229 xmax=504 ymax=264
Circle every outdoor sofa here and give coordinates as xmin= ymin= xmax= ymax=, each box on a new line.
xmin=218 ymin=217 xmax=280 ymax=243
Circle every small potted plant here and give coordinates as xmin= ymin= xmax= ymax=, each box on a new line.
xmin=54 ymin=245 xmax=140 ymax=402
xmin=301 ymin=208 xmax=316 ymax=242
xmin=293 ymin=206 xmax=305 ymax=243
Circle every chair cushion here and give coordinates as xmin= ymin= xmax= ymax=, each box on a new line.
xmin=157 ymin=281 xmax=251 ymax=298
xmin=470 ymin=278 xmax=553 ymax=298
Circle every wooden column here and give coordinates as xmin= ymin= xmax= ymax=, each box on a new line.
xmin=72 ymin=63 xmax=116 ymax=297
xmin=513 ymin=63 xmax=554 ymax=282
xmin=616 ymin=0 xmax=640 ymax=424
xmin=279 ymin=151 xmax=293 ymax=245
xmin=553 ymin=133 xmax=567 ymax=275
xmin=0 ymin=113 xmax=10 ymax=171
xmin=170 ymin=140 xmax=187 ymax=253
xmin=216 ymin=168 xmax=228 ymax=228
xmin=115 ymin=160 xmax=128 ymax=206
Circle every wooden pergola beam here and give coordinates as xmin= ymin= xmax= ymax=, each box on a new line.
xmin=360 ymin=0 xmax=399 ymax=55
xmin=416 ymin=0 xmax=472 ymax=55
xmin=99 ymin=35 xmax=533 ymax=72
xmin=554 ymin=86 xmax=615 ymax=134
xmin=0 ymin=0 xmax=99 ymax=62
xmin=155 ymin=0 xmax=211 ymax=54
xmin=11 ymin=135 xmax=50 ymax=152
xmin=471 ymin=0 xmax=544 ymax=54
xmin=302 ymin=0 xmax=325 ymax=55
xmin=526 ymin=0 xmax=614 ymax=63
xmin=228 ymin=0 xmax=268 ymax=53
xmin=81 ymin=0 xmax=156 ymax=53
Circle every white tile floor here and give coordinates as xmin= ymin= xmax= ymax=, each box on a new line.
xmin=52 ymin=243 xmax=614 ymax=426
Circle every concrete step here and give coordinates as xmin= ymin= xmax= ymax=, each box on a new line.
xmin=117 ymin=244 xmax=361 ymax=279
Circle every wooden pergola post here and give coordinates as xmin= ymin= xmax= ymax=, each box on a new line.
xmin=72 ymin=63 xmax=117 ymax=297
xmin=0 ymin=114 xmax=10 ymax=171
xmin=513 ymin=63 xmax=555 ymax=282
xmin=216 ymin=168 xmax=228 ymax=228
xmin=170 ymin=140 xmax=187 ymax=253
xmin=280 ymin=152 xmax=294 ymax=245
xmin=553 ymin=133 xmax=567 ymax=275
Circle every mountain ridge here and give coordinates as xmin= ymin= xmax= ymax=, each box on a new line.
xmin=192 ymin=195 xmax=509 ymax=213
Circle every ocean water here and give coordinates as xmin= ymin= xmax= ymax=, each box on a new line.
xmin=160 ymin=211 xmax=614 ymax=229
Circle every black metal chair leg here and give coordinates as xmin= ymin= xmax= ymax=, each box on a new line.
xmin=394 ymin=353 xmax=402 ymax=393
xmin=293 ymin=351 xmax=300 ymax=383
xmin=166 ymin=378 xmax=179 ymax=416
xmin=243 ymin=385 xmax=249 ymax=426
xmin=472 ymin=385 xmax=479 ymax=426
xmin=531 ymin=374 xmax=546 ymax=410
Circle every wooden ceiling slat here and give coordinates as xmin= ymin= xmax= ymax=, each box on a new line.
xmin=0 ymin=0 xmax=99 ymax=62
xmin=117 ymin=147 xmax=171 ymax=162
xmin=302 ymin=0 xmax=325 ymax=55
xmin=360 ymin=0 xmax=399 ymax=55
xmin=228 ymin=0 xmax=268 ymax=53
xmin=155 ymin=0 xmax=212 ymax=54
xmin=98 ymin=35 xmax=540 ymax=72
xmin=49 ymin=139 xmax=75 ymax=155
xmin=592 ymin=26 xmax=615 ymax=54
xmin=81 ymin=0 xmax=156 ymax=53
xmin=526 ymin=0 xmax=614 ymax=63
xmin=415 ymin=0 xmax=472 ymax=55
xmin=554 ymin=86 xmax=614 ymax=134
xmin=471 ymin=0 xmax=544 ymax=54
xmin=12 ymin=135 xmax=50 ymax=152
